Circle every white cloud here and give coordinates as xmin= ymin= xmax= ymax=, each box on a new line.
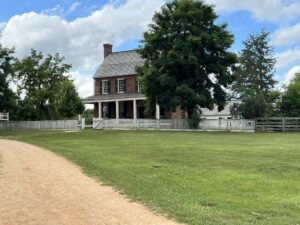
xmin=282 ymin=65 xmax=300 ymax=85
xmin=207 ymin=0 xmax=300 ymax=22
xmin=70 ymin=70 xmax=94 ymax=98
xmin=41 ymin=2 xmax=81 ymax=17
xmin=87 ymin=5 xmax=100 ymax=14
xmin=41 ymin=4 xmax=65 ymax=17
xmin=0 ymin=0 xmax=164 ymax=70
xmin=272 ymin=23 xmax=300 ymax=47
xmin=68 ymin=2 xmax=81 ymax=13
xmin=276 ymin=47 xmax=300 ymax=69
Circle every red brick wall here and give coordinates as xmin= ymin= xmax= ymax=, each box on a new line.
xmin=165 ymin=107 xmax=188 ymax=119
xmin=94 ymin=79 xmax=100 ymax=95
xmin=93 ymin=75 xmax=188 ymax=119
xmin=94 ymin=103 xmax=99 ymax=118
xmin=94 ymin=75 xmax=137 ymax=95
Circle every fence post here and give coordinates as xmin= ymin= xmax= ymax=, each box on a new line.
xmin=282 ymin=117 xmax=285 ymax=132
xmin=81 ymin=118 xmax=85 ymax=130
xmin=254 ymin=118 xmax=257 ymax=132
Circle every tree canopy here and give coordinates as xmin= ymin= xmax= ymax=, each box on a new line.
xmin=280 ymin=73 xmax=300 ymax=117
xmin=231 ymin=30 xmax=278 ymax=119
xmin=0 ymin=44 xmax=17 ymax=117
xmin=232 ymin=30 xmax=276 ymax=98
xmin=137 ymin=0 xmax=237 ymax=127
xmin=14 ymin=49 xmax=84 ymax=120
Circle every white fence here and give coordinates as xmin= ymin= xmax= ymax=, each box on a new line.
xmin=0 ymin=118 xmax=255 ymax=131
xmin=93 ymin=119 xmax=189 ymax=130
xmin=199 ymin=119 xmax=255 ymax=132
xmin=0 ymin=120 xmax=80 ymax=130
xmin=93 ymin=118 xmax=255 ymax=132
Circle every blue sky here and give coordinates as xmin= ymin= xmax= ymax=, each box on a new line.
xmin=1 ymin=0 xmax=300 ymax=97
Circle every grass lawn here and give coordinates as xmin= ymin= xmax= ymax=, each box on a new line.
xmin=0 ymin=130 xmax=299 ymax=225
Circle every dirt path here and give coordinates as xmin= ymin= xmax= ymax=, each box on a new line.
xmin=0 ymin=139 xmax=181 ymax=225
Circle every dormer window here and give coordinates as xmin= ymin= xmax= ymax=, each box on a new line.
xmin=118 ymin=78 xmax=125 ymax=93
xmin=102 ymin=80 xmax=109 ymax=94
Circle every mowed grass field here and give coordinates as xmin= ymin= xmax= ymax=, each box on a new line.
xmin=0 ymin=130 xmax=299 ymax=225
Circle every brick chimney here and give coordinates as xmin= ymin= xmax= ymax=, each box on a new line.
xmin=103 ymin=43 xmax=113 ymax=58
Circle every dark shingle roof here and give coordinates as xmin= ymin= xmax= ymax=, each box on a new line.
xmin=93 ymin=50 xmax=144 ymax=78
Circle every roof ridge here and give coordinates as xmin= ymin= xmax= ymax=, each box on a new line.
xmin=102 ymin=61 xmax=144 ymax=66
xmin=111 ymin=49 xmax=138 ymax=54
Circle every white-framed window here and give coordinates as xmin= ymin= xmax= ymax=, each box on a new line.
xmin=137 ymin=80 xmax=143 ymax=92
xmin=102 ymin=80 xmax=109 ymax=94
xmin=118 ymin=78 xmax=125 ymax=93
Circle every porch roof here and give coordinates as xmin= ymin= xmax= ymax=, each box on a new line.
xmin=83 ymin=92 xmax=146 ymax=103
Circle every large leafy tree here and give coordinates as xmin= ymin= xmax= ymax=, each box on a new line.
xmin=0 ymin=43 xmax=17 ymax=116
xmin=137 ymin=0 xmax=237 ymax=125
xmin=14 ymin=49 xmax=84 ymax=120
xmin=231 ymin=30 xmax=277 ymax=119
xmin=58 ymin=80 xmax=84 ymax=118
xmin=280 ymin=73 xmax=300 ymax=117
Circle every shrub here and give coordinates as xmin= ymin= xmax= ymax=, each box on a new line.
xmin=188 ymin=110 xmax=201 ymax=129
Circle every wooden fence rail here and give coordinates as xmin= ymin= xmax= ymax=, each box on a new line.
xmin=0 ymin=120 xmax=79 ymax=130
xmin=256 ymin=117 xmax=300 ymax=132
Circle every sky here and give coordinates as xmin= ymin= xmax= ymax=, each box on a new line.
xmin=1 ymin=0 xmax=300 ymax=98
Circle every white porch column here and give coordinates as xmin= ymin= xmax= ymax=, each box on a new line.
xmin=133 ymin=99 xmax=137 ymax=120
xmin=116 ymin=101 xmax=119 ymax=119
xmin=156 ymin=103 xmax=160 ymax=120
xmin=98 ymin=101 xmax=102 ymax=118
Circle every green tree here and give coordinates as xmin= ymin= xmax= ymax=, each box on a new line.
xmin=14 ymin=49 xmax=83 ymax=120
xmin=0 ymin=43 xmax=17 ymax=117
xmin=82 ymin=108 xmax=94 ymax=124
xmin=236 ymin=93 xmax=267 ymax=119
xmin=280 ymin=74 xmax=300 ymax=117
xmin=58 ymin=80 xmax=84 ymax=118
xmin=137 ymin=0 xmax=236 ymax=127
xmin=232 ymin=30 xmax=277 ymax=119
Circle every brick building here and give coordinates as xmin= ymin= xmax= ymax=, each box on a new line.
xmin=83 ymin=44 xmax=187 ymax=120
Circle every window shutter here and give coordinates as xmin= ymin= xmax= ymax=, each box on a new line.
xmin=100 ymin=80 xmax=102 ymax=95
xmin=135 ymin=78 xmax=138 ymax=92
xmin=115 ymin=80 xmax=118 ymax=93
xmin=108 ymin=80 xmax=111 ymax=94
xmin=124 ymin=79 xmax=127 ymax=92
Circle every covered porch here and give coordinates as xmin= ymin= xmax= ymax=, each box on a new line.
xmin=83 ymin=93 xmax=161 ymax=120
